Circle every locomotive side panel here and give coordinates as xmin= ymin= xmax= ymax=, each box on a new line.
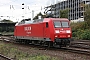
xmin=14 ymin=25 xmax=26 ymax=36
xmin=30 ymin=23 xmax=44 ymax=37
xmin=43 ymin=22 xmax=51 ymax=41
xmin=48 ymin=20 xmax=55 ymax=42
xmin=14 ymin=23 xmax=51 ymax=41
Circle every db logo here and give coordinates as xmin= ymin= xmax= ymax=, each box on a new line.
xmin=24 ymin=26 xmax=31 ymax=31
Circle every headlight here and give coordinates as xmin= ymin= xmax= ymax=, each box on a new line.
xmin=55 ymin=30 xmax=59 ymax=33
xmin=68 ymin=35 xmax=70 ymax=37
xmin=55 ymin=35 xmax=58 ymax=37
xmin=66 ymin=30 xmax=71 ymax=33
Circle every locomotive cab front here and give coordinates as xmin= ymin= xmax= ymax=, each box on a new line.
xmin=53 ymin=19 xmax=72 ymax=46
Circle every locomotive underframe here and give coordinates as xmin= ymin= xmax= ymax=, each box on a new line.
xmin=54 ymin=38 xmax=70 ymax=47
xmin=15 ymin=36 xmax=70 ymax=47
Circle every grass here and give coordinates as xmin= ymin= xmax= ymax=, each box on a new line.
xmin=0 ymin=41 xmax=58 ymax=60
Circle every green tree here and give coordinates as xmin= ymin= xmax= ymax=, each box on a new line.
xmin=60 ymin=8 xmax=69 ymax=18
xmin=0 ymin=19 xmax=13 ymax=23
xmin=33 ymin=12 xmax=46 ymax=20
xmin=33 ymin=12 xmax=42 ymax=20
xmin=84 ymin=5 xmax=90 ymax=27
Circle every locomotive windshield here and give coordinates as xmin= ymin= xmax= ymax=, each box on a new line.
xmin=62 ymin=22 xmax=69 ymax=27
xmin=54 ymin=21 xmax=69 ymax=28
xmin=54 ymin=21 xmax=61 ymax=28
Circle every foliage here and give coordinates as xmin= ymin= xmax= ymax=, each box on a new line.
xmin=71 ymin=4 xmax=90 ymax=40
xmin=33 ymin=12 xmax=46 ymax=20
xmin=0 ymin=19 xmax=13 ymax=23
xmin=60 ymin=8 xmax=69 ymax=18
xmin=72 ymin=29 xmax=90 ymax=40
xmin=0 ymin=27 xmax=2 ymax=32
xmin=70 ymin=22 xmax=90 ymax=40
xmin=80 ymin=29 xmax=90 ymax=40
xmin=70 ymin=22 xmax=89 ymax=32
xmin=0 ymin=19 xmax=15 ymax=32
xmin=0 ymin=26 xmax=14 ymax=32
xmin=84 ymin=4 xmax=90 ymax=27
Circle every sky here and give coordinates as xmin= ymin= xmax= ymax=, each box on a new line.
xmin=0 ymin=0 xmax=64 ymax=22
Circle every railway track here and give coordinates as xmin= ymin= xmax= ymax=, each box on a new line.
xmin=61 ymin=47 xmax=90 ymax=55
xmin=70 ymin=40 xmax=90 ymax=49
xmin=0 ymin=36 xmax=90 ymax=55
xmin=0 ymin=54 xmax=13 ymax=60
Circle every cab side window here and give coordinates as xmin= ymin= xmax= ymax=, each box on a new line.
xmin=46 ymin=22 xmax=48 ymax=28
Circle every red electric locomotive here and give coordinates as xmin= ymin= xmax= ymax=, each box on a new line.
xmin=14 ymin=18 xmax=72 ymax=47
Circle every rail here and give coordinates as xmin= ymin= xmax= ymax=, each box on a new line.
xmin=0 ymin=54 xmax=13 ymax=60
xmin=0 ymin=36 xmax=90 ymax=55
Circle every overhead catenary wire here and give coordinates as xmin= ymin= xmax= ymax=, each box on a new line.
xmin=0 ymin=0 xmax=18 ymax=7
xmin=0 ymin=0 xmax=46 ymax=22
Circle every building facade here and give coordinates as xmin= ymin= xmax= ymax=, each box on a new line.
xmin=45 ymin=0 xmax=90 ymax=20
